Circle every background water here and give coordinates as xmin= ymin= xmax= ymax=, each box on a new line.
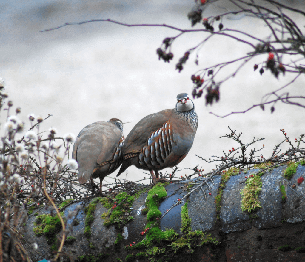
xmin=1 ymin=0 xmax=305 ymax=185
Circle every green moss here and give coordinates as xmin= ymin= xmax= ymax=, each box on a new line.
xmin=169 ymin=231 xmax=218 ymax=254
xmin=27 ymin=199 xmax=38 ymax=215
xmin=59 ymin=198 xmax=74 ymax=209
xmin=299 ymin=159 xmax=305 ymax=166
xmin=280 ymin=184 xmax=287 ymax=203
xmin=181 ymin=202 xmax=191 ymax=234
xmin=127 ymin=183 xmax=219 ymax=261
xmin=65 ymin=236 xmax=76 ymax=245
xmin=135 ymin=252 xmax=147 ymax=258
xmin=284 ymin=162 xmax=298 ymax=179
xmin=278 ymin=244 xmax=292 ymax=252
xmin=101 ymin=192 xmax=135 ymax=229
xmin=99 ymin=197 xmax=113 ymax=209
xmin=125 ymin=254 xmax=134 ymax=261
xmin=89 ymin=242 xmax=95 ymax=249
xmin=141 ymin=207 xmax=149 ymax=215
xmin=115 ymin=233 xmax=124 ymax=245
xmin=295 ymin=247 xmax=305 ymax=253
xmin=216 ymin=167 xmax=239 ymax=219
xmin=241 ymin=173 xmax=263 ymax=213
xmin=28 ymin=205 xmax=37 ymax=215
xmin=146 ymin=183 xmax=167 ymax=209
xmin=33 ymin=212 xmax=64 ymax=249
xmin=253 ymin=162 xmax=273 ymax=169
xmin=84 ymin=198 xmax=99 ymax=238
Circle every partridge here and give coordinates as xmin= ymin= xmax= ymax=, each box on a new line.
xmin=72 ymin=118 xmax=124 ymax=192
xmin=117 ymin=93 xmax=198 ymax=183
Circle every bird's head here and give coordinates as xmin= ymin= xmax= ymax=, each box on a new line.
xmin=176 ymin=93 xmax=194 ymax=112
xmin=109 ymin=118 xmax=123 ymax=132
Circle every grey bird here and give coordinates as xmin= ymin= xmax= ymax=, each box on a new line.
xmin=117 ymin=93 xmax=198 ymax=183
xmin=72 ymin=118 xmax=124 ymax=192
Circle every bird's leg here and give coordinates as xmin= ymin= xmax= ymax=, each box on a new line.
xmin=99 ymin=178 xmax=103 ymax=196
xmin=150 ymin=170 xmax=157 ymax=184
xmin=90 ymin=177 xmax=95 ymax=195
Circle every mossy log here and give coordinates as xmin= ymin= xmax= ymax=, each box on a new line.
xmin=17 ymin=164 xmax=305 ymax=261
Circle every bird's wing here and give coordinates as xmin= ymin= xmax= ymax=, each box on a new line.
xmin=138 ymin=120 xmax=174 ymax=169
xmin=123 ymin=109 xmax=174 ymax=154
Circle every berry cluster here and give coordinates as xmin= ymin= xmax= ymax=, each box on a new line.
xmin=187 ymin=9 xmax=202 ymax=27
xmin=191 ymin=74 xmax=204 ymax=99
xmin=140 ymin=227 xmax=150 ymax=236
xmin=203 ymin=17 xmax=224 ymax=32
xmin=298 ymin=176 xmax=304 ymax=185
xmin=205 ymin=85 xmax=220 ymax=105
xmin=254 ymin=52 xmax=286 ymax=78
xmin=156 ymin=37 xmax=174 ymax=63
xmin=175 ymin=51 xmax=190 ymax=73
xmin=191 ymin=74 xmax=204 ymax=87
xmin=203 ymin=18 xmax=214 ymax=32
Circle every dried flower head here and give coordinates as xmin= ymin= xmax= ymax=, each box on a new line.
xmin=49 ymin=127 xmax=57 ymax=135
xmin=40 ymin=142 xmax=49 ymax=150
xmin=20 ymin=152 xmax=29 ymax=160
xmin=50 ymin=142 xmax=61 ymax=153
xmin=7 ymin=115 xmax=19 ymax=124
xmin=4 ymin=122 xmax=14 ymax=132
xmin=67 ymin=159 xmax=78 ymax=170
xmin=8 ymin=100 xmax=13 ymax=107
xmin=64 ymin=133 xmax=76 ymax=143
xmin=16 ymin=107 xmax=21 ymax=114
xmin=56 ymin=155 xmax=63 ymax=163
xmin=16 ymin=144 xmax=25 ymax=152
xmin=37 ymin=116 xmax=43 ymax=123
xmin=28 ymin=114 xmax=36 ymax=121
xmin=0 ymin=77 xmax=5 ymax=89
xmin=16 ymin=122 xmax=24 ymax=133
xmin=25 ymin=131 xmax=38 ymax=141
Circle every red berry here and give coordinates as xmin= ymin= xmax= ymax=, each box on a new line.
xmin=201 ymin=0 xmax=207 ymax=4
xmin=298 ymin=177 xmax=304 ymax=185
xmin=268 ymin=53 xmax=274 ymax=60
xmin=200 ymin=78 xmax=204 ymax=84
xmin=209 ymin=193 xmax=211 ymax=195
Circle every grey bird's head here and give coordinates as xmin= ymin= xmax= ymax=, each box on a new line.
xmin=109 ymin=118 xmax=123 ymax=133
xmin=176 ymin=93 xmax=194 ymax=112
